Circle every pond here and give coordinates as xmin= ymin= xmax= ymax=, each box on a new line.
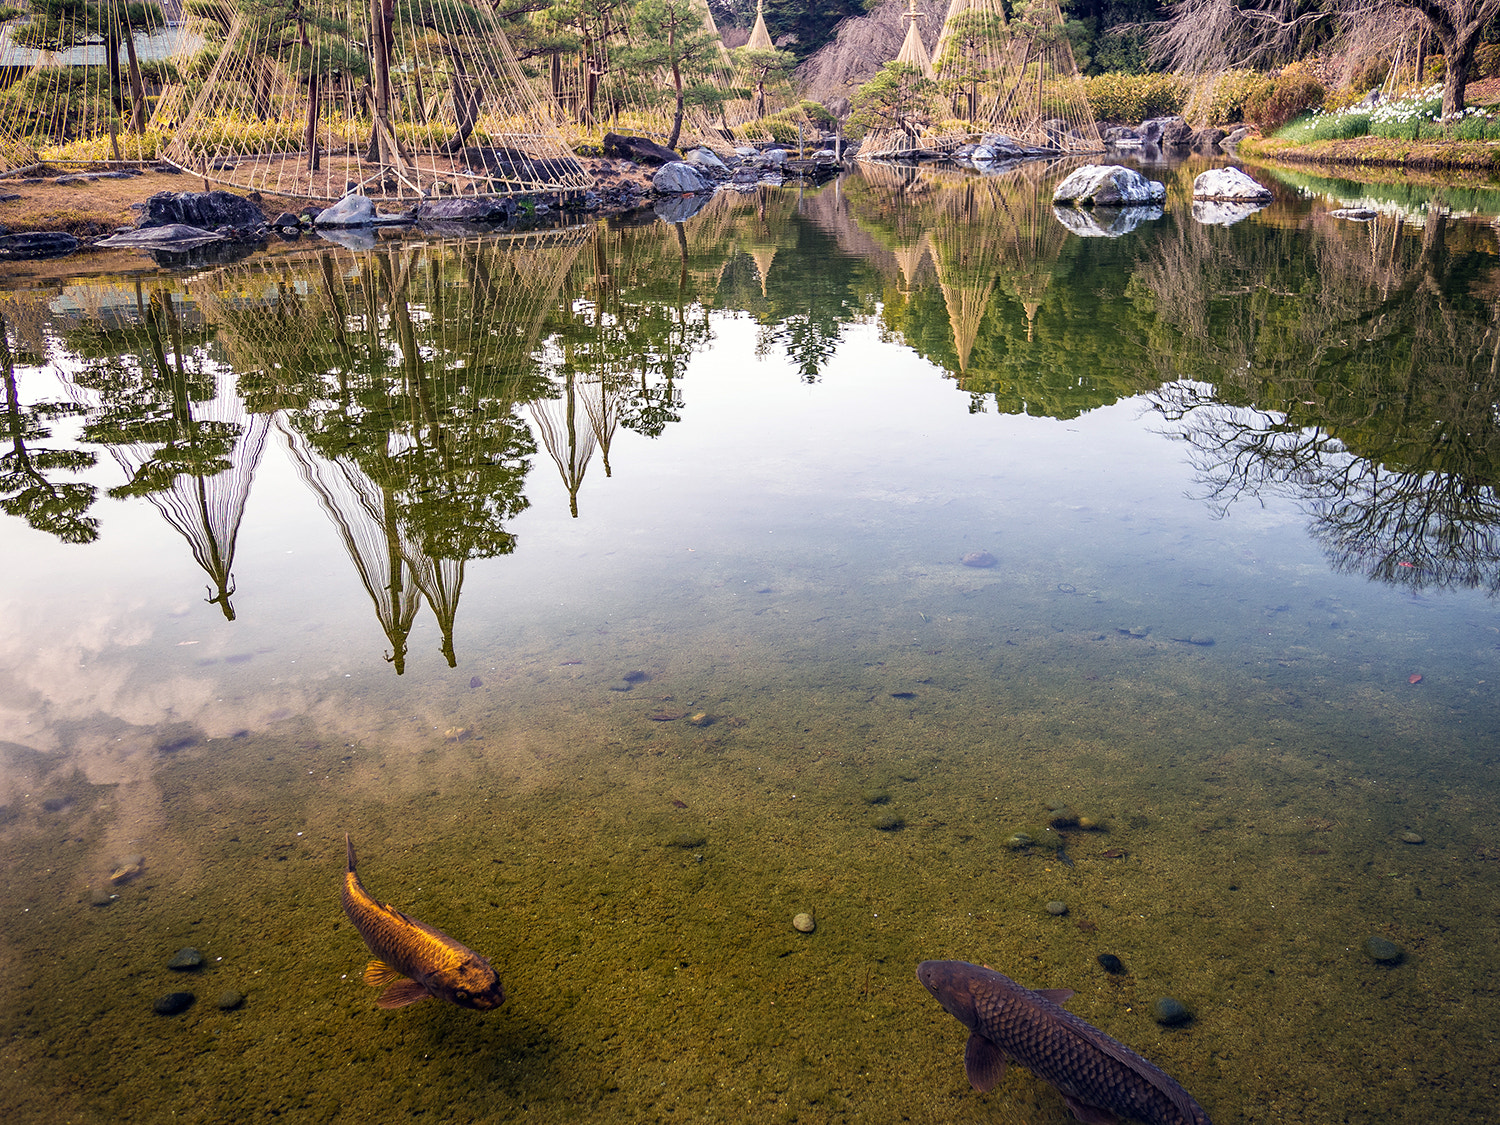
xmin=1 ymin=155 xmax=1498 ymax=1125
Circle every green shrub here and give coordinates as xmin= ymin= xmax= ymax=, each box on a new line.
xmin=1247 ymin=66 xmax=1326 ymax=133
xmin=1083 ymin=71 xmax=1187 ymax=123
xmin=1202 ymin=69 xmax=1273 ymax=126
xmin=1426 ymin=56 xmax=1446 ymax=82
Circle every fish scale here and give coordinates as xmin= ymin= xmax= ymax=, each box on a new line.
xmin=919 ymin=960 xmax=1212 ymax=1125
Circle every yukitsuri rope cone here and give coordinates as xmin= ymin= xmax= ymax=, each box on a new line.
xmin=859 ymin=0 xmax=1101 ymax=162
xmin=162 ymin=0 xmax=592 ymax=202
xmin=541 ymin=0 xmax=770 ymax=154
xmin=969 ymin=0 xmax=1100 ymax=152
xmin=0 ymin=0 xmax=193 ymax=166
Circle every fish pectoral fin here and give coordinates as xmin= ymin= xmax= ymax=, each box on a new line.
xmin=376 ymin=980 xmax=434 ymax=1009
xmin=963 ymin=1032 xmax=1008 ymax=1093
xmin=1037 ymin=987 xmax=1075 ymax=1006
xmin=364 ymin=960 xmax=406 ymax=989
xmin=1062 ymin=1095 xmax=1119 ymax=1125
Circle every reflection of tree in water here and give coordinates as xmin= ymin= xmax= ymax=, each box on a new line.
xmin=850 ymin=160 xmax=1156 ymax=417
xmin=196 ymin=236 xmax=585 ymax=666
xmin=67 ymin=283 xmax=269 ymax=617
xmin=1146 ymin=211 xmax=1500 ymax=594
xmin=530 ymin=219 xmax=725 ymax=514
xmin=0 ymin=310 xmax=99 ymax=545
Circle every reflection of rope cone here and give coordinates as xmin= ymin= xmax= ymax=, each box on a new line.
xmin=530 ymin=374 xmax=600 ymax=518
xmin=99 ymin=290 xmax=269 ymax=622
xmin=750 ymin=247 xmax=778 ymax=298
xmin=279 ymin=419 xmax=423 ymax=674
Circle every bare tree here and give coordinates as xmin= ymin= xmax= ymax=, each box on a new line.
xmin=1360 ymin=0 xmax=1500 ymax=114
xmin=1150 ymin=0 xmax=1332 ymax=77
xmin=1153 ymin=0 xmax=1500 ymax=116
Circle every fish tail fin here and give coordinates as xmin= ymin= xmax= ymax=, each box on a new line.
xmin=346 ymin=833 xmax=356 ymax=873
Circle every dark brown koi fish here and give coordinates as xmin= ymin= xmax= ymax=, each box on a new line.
xmin=918 ymin=960 xmax=1211 ymax=1125
xmin=342 ymin=834 xmax=505 ymax=1011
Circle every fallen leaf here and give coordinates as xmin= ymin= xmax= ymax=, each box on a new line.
xmin=1409 ymin=674 xmax=1422 ymax=684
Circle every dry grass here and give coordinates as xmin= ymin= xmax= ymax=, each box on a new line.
xmin=0 ymin=167 xmax=314 ymax=238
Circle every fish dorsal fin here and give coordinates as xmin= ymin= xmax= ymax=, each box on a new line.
xmin=1037 ymin=988 xmax=1074 ymax=1005
xmin=364 ymin=959 xmax=406 ymax=989
xmin=376 ymin=980 xmax=434 ymax=1009
xmin=964 ymin=1032 xmax=1008 ymax=1093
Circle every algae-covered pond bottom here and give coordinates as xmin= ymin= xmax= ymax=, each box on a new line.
xmin=2 ymin=169 xmax=1499 ymax=1124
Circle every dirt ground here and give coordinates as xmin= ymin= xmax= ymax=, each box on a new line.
xmin=0 ymin=167 xmax=315 ymax=239
xmin=0 ymin=155 xmax=658 ymax=242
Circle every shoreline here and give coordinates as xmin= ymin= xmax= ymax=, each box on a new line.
xmin=1240 ymin=134 xmax=1500 ymax=177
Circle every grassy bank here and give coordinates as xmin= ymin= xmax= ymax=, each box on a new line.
xmin=1240 ymin=133 xmax=1500 ymax=173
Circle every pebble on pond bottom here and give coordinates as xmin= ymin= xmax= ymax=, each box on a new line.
xmin=1045 ymin=900 xmax=1068 ymax=916
xmin=216 ymin=991 xmax=245 ymax=1011
xmin=1153 ymin=997 xmax=1190 ymax=1026
xmin=1400 ymin=831 xmax=1424 ymax=844
xmin=167 ymin=947 xmax=203 ymax=970
xmin=1097 ymin=953 xmax=1125 ymax=974
xmin=1364 ymin=936 xmax=1404 ymax=964
xmin=153 ymin=992 xmax=195 ymax=1016
xmin=792 ymin=913 xmax=815 ymax=933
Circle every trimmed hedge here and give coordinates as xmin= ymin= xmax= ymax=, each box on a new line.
xmin=1083 ymin=71 xmax=1187 ymax=123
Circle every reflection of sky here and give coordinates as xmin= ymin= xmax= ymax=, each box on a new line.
xmin=2 ymin=312 xmax=1495 ymax=802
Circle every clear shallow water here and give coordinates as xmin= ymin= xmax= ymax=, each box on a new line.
xmin=1 ymin=162 xmax=1498 ymax=1124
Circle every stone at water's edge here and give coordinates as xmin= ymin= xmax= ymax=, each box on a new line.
xmin=652 ymin=161 xmax=716 ymax=194
xmin=1192 ymin=167 xmax=1273 ymax=202
xmin=314 ymin=194 xmax=377 ymax=227
xmin=0 ymin=231 xmax=80 ymax=260
xmin=685 ymin=147 xmax=729 ymax=174
xmin=416 ymin=197 xmax=513 ymax=223
xmin=1052 ymin=165 xmax=1166 ymax=207
xmin=140 ymin=190 xmax=262 ymax=230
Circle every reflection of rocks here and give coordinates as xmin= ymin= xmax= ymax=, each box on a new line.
xmin=1053 ymin=165 xmax=1165 ymax=206
xmin=146 ymin=239 xmax=264 ymax=268
xmin=315 ymin=227 xmax=379 ymax=252
xmin=654 ymin=193 xmax=716 ymax=223
xmin=1191 ymin=199 xmax=1268 ymax=227
xmin=1192 ymin=168 xmax=1273 ymax=202
xmin=1052 ymin=204 xmax=1164 ymax=238
xmin=1331 ymin=208 xmax=1378 ymax=222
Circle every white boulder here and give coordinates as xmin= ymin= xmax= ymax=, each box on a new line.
xmin=1192 ymin=167 xmax=1273 ymax=202
xmin=1052 ymin=165 xmax=1166 ymax=207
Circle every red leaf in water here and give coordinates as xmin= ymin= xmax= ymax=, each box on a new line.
xmin=1409 ymin=674 xmax=1422 ymax=684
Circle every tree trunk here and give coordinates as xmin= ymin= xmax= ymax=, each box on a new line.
xmin=668 ymin=55 xmax=684 ymax=150
xmin=440 ymin=58 xmax=480 ymax=155
xmin=1437 ymin=19 xmax=1485 ymax=118
xmin=306 ymin=71 xmax=322 ymax=171
xmin=366 ymin=0 xmax=394 ymax=163
xmin=123 ymin=21 xmax=147 ymax=133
